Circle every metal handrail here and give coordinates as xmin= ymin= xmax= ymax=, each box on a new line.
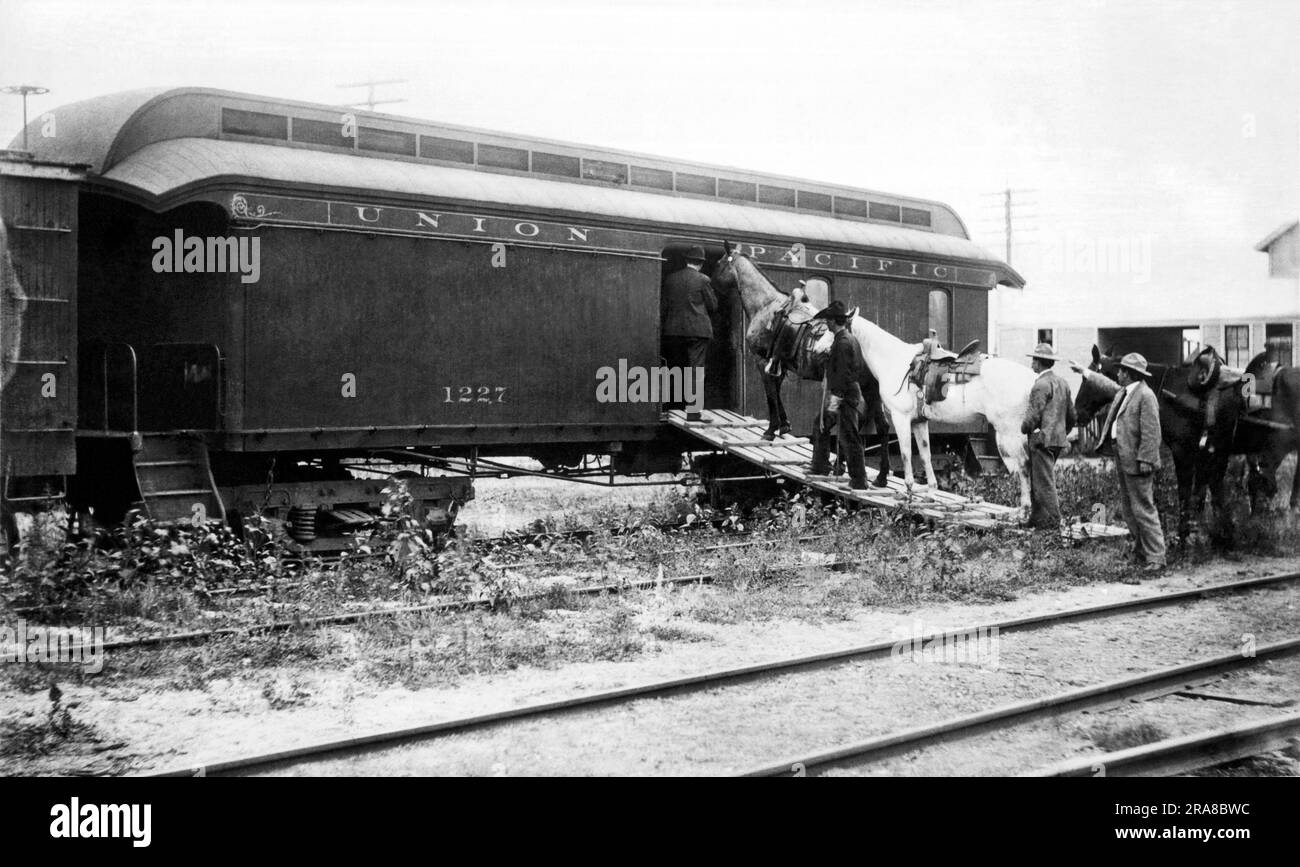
xmin=99 ymin=342 xmax=138 ymax=432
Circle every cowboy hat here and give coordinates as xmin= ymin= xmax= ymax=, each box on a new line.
xmin=811 ymin=300 xmax=850 ymax=321
xmin=1026 ymin=342 xmax=1060 ymax=361
xmin=684 ymin=245 xmax=706 ymax=262
xmin=1119 ymin=352 xmax=1152 ymax=377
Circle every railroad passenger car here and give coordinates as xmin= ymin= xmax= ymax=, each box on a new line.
xmin=2 ymin=88 xmax=1023 ymax=550
xmin=1 ymin=152 xmax=82 ymax=541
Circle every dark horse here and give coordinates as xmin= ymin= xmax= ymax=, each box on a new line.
xmin=1240 ymin=353 xmax=1300 ymax=509
xmin=710 ymin=245 xmax=890 ymax=485
xmin=1073 ymin=345 xmax=1272 ymax=541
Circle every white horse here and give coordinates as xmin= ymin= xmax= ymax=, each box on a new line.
xmin=820 ymin=315 xmax=1036 ymax=514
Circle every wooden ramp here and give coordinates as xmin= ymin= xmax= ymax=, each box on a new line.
xmin=667 ymin=409 xmax=1126 ymax=541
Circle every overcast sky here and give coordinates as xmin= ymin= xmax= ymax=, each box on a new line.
xmin=2 ymin=0 xmax=1298 ymax=328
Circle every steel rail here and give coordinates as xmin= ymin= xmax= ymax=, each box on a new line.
xmin=64 ymin=570 xmax=714 ymax=656
xmin=16 ymin=530 xmax=830 ymax=626
xmin=142 ymin=570 xmax=1300 ymax=777
xmin=1026 ymin=708 xmax=1300 ymax=777
xmin=740 ymin=638 xmax=1300 ymax=777
xmin=9 ymin=520 xmax=803 ymax=614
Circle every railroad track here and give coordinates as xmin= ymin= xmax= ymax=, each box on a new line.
xmin=143 ymin=569 xmax=1300 ymax=777
xmin=1025 ymin=709 xmax=1300 ymax=777
xmin=32 ymin=533 xmax=838 ymax=653
xmin=741 ymin=638 xmax=1300 ymax=776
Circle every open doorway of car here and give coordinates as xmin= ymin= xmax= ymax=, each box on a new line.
xmin=659 ymin=242 xmax=741 ymax=413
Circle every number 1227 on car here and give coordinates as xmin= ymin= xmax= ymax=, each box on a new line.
xmin=443 ymin=386 xmax=508 ymax=403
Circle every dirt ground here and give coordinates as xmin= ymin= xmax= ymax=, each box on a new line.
xmin=3 ymin=470 xmax=1299 ymax=777
xmin=4 ymin=550 xmax=1298 ymax=777
xmin=454 ymin=460 xmax=678 ymax=537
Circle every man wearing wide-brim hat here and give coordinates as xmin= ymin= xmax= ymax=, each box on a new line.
xmin=1020 ymin=343 xmax=1076 ymax=529
xmin=660 ymin=245 xmax=718 ymax=416
xmin=1082 ymin=351 xmax=1167 ymax=571
xmin=807 ymin=300 xmax=869 ymax=490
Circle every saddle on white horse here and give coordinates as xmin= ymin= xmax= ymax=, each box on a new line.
xmin=903 ymin=335 xmax=982 ymax=410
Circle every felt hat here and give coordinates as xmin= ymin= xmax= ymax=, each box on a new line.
xmin=1119 ymin=352 xmax=1152 ymax=377
xmin=1027 ymin=342 xmax=1060 ymax=361
xmin=812 ymin=300 xmax=850 ymax=321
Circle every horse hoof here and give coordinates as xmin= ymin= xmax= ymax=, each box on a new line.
xmin=761 ymin=431 xmax=775 ymax=442
xmin=777 ymin=426 xmax=792 ymax=438
xmin=873 ymin=475 xmax=889 ymax=488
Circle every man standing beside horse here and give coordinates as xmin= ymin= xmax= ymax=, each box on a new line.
xmin=1074 ymin=353 xmax=1168 ymax=571
xmin=808 ymin=300 xmax=869 ymax=491
xmin=1021 ymin=343 xmax=1076 ymax=530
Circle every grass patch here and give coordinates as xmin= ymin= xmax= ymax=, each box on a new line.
xmin=4 ymin=458 xmax=1299 ymax=702
xmin=1089 ymin=720 xmax=1170 ymax=752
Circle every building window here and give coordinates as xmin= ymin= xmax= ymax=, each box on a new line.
xmin=1224 ymin=324 xmax=1250 ymax=368
xmin=1181 ymin=328 xmax=1203 ymax=363
xmin=801 ymin=276 xmax=831 ymax=309
xmin=1036 ymin=328 xmax=1054 ymax=347
xmin=929 ymin=289 xmax=951 ymax=346
xmin=1266 ymin=323 xmax=1293 ymax=367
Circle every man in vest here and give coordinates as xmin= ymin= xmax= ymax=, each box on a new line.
xmin=1020 ymin=343 xmax=1076 ymax=529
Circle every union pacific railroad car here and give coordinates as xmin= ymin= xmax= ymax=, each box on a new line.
xmin=0 ymin=87 xmax=1023 ymax=550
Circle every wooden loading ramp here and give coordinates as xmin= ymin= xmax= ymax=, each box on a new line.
xmin=666 ymin=409 xmax=1126 ymax=541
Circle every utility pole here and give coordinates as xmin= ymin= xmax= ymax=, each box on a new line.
xmin=977 ymin=186 xmax=1038 ymax=357
xmin=337 ymin=79 xmax=408 ymax=112
xmin=1 ymin=84 xmax=49 ymax=151
xmin=978 ymin=187 xmax=1038 ymax=267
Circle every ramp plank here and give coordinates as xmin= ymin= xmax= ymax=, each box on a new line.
xmin=666 ymin=410 xmax=1126 ymax=540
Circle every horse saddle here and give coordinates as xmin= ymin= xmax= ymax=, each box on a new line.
xmin=763 ymin=297 xmax=857 ymax=381
xmin=906 ymin=337 xmax=982 ymax=404
xmin=1237 ymin=352 xmax=1278 ymax=415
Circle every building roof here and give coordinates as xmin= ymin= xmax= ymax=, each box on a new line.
xmin=1255 ymin=220 xmax=1298 ymax=252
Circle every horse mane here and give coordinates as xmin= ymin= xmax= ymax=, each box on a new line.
xmin=731 ymin=253 xmax=792 ymax=297
xmin=850 ymin=313 xmax=914 ymax=354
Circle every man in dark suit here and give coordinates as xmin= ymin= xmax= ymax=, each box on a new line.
xmin=1080 ymin=352 xmax=1167 ymax=571
xmin=807 ymin=300 xmax=868 ymax=490
xmin=1020 ymin=343 xmax=1076 ymax=529
xmin=660 ymin=245 xmax=717 ymax=413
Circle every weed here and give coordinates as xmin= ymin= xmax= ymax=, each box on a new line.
xmin=1090 ymin=720 xmax=1170 ymax=752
